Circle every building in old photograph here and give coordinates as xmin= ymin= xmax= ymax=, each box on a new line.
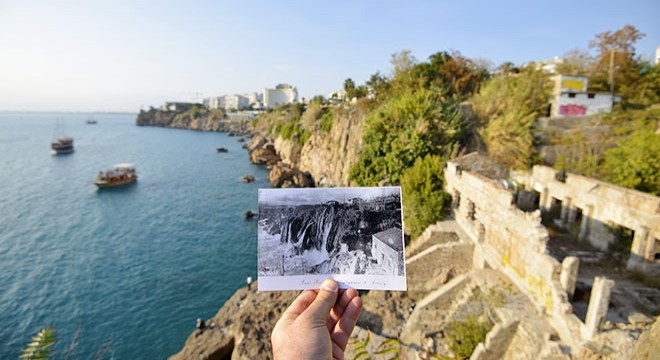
xmin=371 ymin=228 xmax=403 ymax=273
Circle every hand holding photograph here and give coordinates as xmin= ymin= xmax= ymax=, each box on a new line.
xmin=258 ymin=187 xmax=406 ymax=291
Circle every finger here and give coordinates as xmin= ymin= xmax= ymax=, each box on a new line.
xmin=332 ymin=296 xmax=363 ymax=351
xmin=332 ymin=341 xmax=345 ymax=360
xmin=303 ymin=279 xmax=339 ymax=325
xmin=328 ymin=288 xmax=359 ymax=331
xmin=279 ymin=289 xmax=317 ymax=323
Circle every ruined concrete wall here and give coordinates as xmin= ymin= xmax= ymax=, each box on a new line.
xmin=444 ymin=159 xmax=585 ymax=350
xmin=470 ymin=320 xmax=520 ymax=360
xmin=529 ymin=166 xmax=660 ymax=270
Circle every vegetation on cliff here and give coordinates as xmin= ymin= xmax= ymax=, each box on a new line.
xmin=346 ymin=50 xmax=487 ymax=238
xmin=470 ymin=65 xmax=551 ymax=169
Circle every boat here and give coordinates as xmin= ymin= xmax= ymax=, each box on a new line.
xmin=51 ymin=120 xmax=74 ymax=155
xmin=217 ymin=147 xmax=228 ymax=153
xmin=86 ymin=118 xmax=98 ymax=124
xmin=94 ymin=164 xmax=138 ymax=188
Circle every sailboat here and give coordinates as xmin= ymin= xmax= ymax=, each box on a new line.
xmin=51 ymin=119 xmax=74 ymax=155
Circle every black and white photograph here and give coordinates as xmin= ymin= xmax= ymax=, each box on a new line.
xmin=258 ymin=187 xmax=406 ymax=291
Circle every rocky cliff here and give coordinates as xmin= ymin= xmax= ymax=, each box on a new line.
xmin=136 ymin=108 xmax=249 ymax=133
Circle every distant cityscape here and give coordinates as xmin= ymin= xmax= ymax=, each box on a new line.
xmin=159 ymin=83 xmax=350 ymax=113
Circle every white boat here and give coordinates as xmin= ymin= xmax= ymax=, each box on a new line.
xmin=94 ymin=164 xmax=138 ymax=188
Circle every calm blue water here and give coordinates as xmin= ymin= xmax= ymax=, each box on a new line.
xmin=0 ymin=113 xmax=270 ymax=359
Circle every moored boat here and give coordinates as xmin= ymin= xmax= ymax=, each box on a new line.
xmin=94 ymin=164 xmax=138 ymax=188
xmin=86 ymin=118 xmax=98 ymax=124
xmin=51 ymin=136 xmax=74 ymax=155
xmin=51 ymin=119 xmax=74 ymax=155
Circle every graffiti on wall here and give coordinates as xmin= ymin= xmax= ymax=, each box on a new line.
xmin=559 ymin=104 xmax=587 ymax=116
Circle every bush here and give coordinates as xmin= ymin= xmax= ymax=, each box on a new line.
xmin=319 ymin=109 xmax=335 ymax=133
xmin=349 ymin=88 xmax=463 ymax=186
xmin=401 ymin=154 xmax=452 ymax=240
xmin=471 ymin=66 xmax=551 ymax=169
xmin=446 ymin=317 xmax=491 ymax=359
xmin=601 ymin=125 xmax=660 ymax=196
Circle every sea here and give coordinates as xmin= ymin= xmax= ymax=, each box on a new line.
xmin=0 ymin=112 xmax=270 ymax=359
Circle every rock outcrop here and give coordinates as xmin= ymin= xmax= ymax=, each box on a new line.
xmin=267 ymin=163 xmax=313 ymax=188
xmin=136 ymin=108 xmax=249 ymax=134
xmin=169 ymin=283 xmax=298 ymax=360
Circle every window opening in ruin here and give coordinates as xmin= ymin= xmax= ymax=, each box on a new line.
xmin=608 ymin=224 xmax=635 ymax=265
xmin=588 ymin=93 xmax=595 ymax=99
xmin=555 ymin=170 xmax=567 ymax=183
xmin=568 ymin=93 xmax=576 ymax=98
xmin=453 ymin=191 xmax=461 ymax=209
xmin=549 ymin=198 xmax=562 ymax=220
xmin=570 ymin=207 xmax=583 ymax=234
xmin=467 ymin=201 xmax=475 ymax=221
xmin=654 ymin=239 xmax=660 ymax=261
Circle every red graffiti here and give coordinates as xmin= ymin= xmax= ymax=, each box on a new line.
xmin=559 ymin=104 xmax=587 ymax=116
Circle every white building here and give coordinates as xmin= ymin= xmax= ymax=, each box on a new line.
xmin=264 ymin=84 xmax=298 ymax=109
xmin=550 ymin=75 xmax=616 ymax=117
xmin=206 ymin=97 xmax=225 ymax=110
xmin=655 ymin=46 xmax=660 ymax=66
xmin=224 ymin=94 xmax=249 ymax=111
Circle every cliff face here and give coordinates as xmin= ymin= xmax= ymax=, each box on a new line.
xmin=266 ymin=105 xmax=365 ymax=187
xmin=136 ymin=109 xmax=248 ymax=133
xmin=300 ymin=106 xmax=365 ymax=187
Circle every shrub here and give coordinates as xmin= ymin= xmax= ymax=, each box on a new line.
xmin=446 ymin=317 xmax=491 ymax=359
xmin=601 ymin=125 xmax=660 ymax=196
xmin=349 ymin=88 xmax=462 ymax=186
xmin=471 ymin=66 xmax=551 ymax=169
xmin=319 ymin=109 xmax=335 ymax=133
xmin=401 ymin=154 xmax=452 ymax=240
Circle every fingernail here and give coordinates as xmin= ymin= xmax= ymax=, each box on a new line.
xmin=322 ymin=279 xmax=338 ymax=292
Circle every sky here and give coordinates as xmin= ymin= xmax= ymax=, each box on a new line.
xmin=1 ymin=0 xmax=658 ymax=112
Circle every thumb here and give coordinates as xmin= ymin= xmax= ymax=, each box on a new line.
xmin=305 ymin=279 xmax=339 ymax=322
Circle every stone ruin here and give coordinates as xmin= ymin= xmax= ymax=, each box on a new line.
xmin=392 ymin=152 xmax=659 ymax=359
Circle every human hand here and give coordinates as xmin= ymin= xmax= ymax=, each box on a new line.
xmin=271 ymin=279 xmax=363 ymax=360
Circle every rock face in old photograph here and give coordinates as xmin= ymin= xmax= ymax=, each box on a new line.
xmin=258 ymin=190 xmax=403 ymax=276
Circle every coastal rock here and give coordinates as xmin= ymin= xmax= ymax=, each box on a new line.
xmin=274 ymin=135 xmax=302 ymax=166
xmin=241 ymin=175 xmax=255 ymax=183
xmin=169 ymin=283 xmax=298 ymax=360
xmin=267 ymin=163 xmax=313 ymax=188
xmin=249 ymin=145 xmax=280 ymax=166
xmin=135 ymin=108 xmax=249 ymax=133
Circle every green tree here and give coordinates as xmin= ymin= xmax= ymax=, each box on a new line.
xmin=410 ymin=51 xmax=489 ymax=100
xmin=588 ymin=24 xmax=646 ymax=100
xmin=19 ymin=327 xmax=56 ymax=360
xmin=401 ymin=154 xmax=452 ymax=240
xmin=344 ymin=78 xmax=356 ymax=99
xmin=349 ymin=88 xmax=462 ymax=186
xmin=555 ymin=48 xmax=593 ymax=76
xmin=366 ymin=71 xmax=391 ymax=99
xmin=601 ymin=125 xmax=660 ymax=196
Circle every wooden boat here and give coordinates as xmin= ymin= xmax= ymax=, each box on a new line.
xmin=94 ymin=164 xmax=138 ymax=188
xmin=217 ymin=147 xmax=228 ymax=153
xmin=51 ymin=119 xmax=74 ymax=155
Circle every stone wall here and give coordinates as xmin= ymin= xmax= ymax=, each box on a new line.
xmin=525 ymin=165 xmax=660 ymax=271
xmin=444 ymin=156 xmax=585 ymax=350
